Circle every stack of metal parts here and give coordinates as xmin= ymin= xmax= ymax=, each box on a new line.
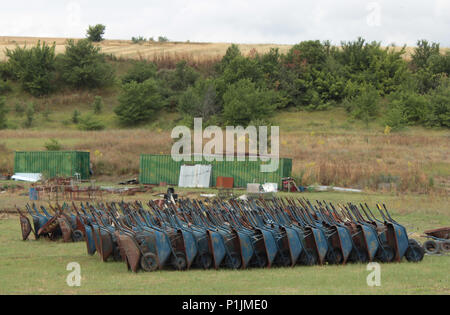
xmin=18 ymin=198 xmax=425 ymax=272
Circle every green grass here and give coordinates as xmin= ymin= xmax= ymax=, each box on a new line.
xmin=0 ymin=190 xmax=449 ymax=295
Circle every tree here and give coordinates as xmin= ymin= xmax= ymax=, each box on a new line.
xmin=92 ymin=96 xmax=103 ymax=114
xmin=0 ymin=97 xmax=8 ymax=129
xmin=222 ymin=79 xmax=278 ymax=126
xmin=56 ymin=39 xmax=115 ymax=88
xmin=24 ymin=103 xmax=35 ymax=128
xmin=344 ymin=84 xmax=380 ymax=126
xmin=87 ymin=24 xmax=106 ymax=42
xmin=115 ymin=79 xmax=164 ymax=125
xmin=178 ymin=79 xmax=220 ymax=122
xmin=411 ymin=40 xmax=440 ymax=71
xmin=122 ymin=61 xmax=157 ymax=84
xmin=6 ymin=41 xmax=56 ymax=96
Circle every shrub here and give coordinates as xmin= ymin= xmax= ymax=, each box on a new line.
xmin=384 ymin=103 xmax=407 ymax=131
xmin=122 ymin=61 xmax=157 ymax=84
xmin=0 ymin=97 xmax=8 ymax=129
xmin=72 ymin=109 xmax=80 ymax=124
xmin=78 ymin=114 xmax=105 ymax=131
xmin=92 ymin=96 xmax=103 ymax=114
xmin=24 ymin=103 xmax=35 ymax=128
xmin=6 ymin=41 xmax=56 ymax=96
xmin=344 ymin=84 xmax=380 ymax=125
xmin=178 ymin=79 xmax=220 ymax=122
xmin=131 ymin=36 xmax=147 ymax=44
xmin=158 ymin=36 xmax=169 ymax=43
xmin=115 ymin=79 xmax=164 ymax=125
xmin=0 ymin=80 xmax=12 ymax=95
xmin=222 ymin=79 xmax=278 ymax=126
xmin=56 ymin=39 xmax=115 ymax=89
xmin=86 ymin=24 xmax=106 ymax=42
xmin=411 ymin=40 xmax=440 ymax=71
xmin=45 ymin=139 xmax=62 ymax=151
xmin=425 ymin=77 xmax=450 ymax=127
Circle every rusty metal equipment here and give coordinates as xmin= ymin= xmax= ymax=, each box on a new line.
xmin=423 ymin=227 xmax=450 ymax=255
xmin=17 ymin=198 xmax=424 ymax=272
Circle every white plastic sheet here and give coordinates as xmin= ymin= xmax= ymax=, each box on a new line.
xmin=178 ymin=165 xmax=212 ymax=188
xmin=11 ymin=173 xmax=42 ymax=183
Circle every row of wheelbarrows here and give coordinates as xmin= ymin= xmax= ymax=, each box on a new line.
xmin=18 ymin=198 xmax=425 ymax=272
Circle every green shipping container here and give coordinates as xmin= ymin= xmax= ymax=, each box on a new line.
xmin=139 ymin=154 xmax=292 ymax=188
xmin=14 ymin=151 xmax=90 ymax=179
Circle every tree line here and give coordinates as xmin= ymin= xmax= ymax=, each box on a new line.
xmin=0 ymin=36 xmax=449 ymax=130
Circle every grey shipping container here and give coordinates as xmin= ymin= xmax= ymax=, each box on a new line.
xmin=14 ymin=151 xmax=90 ymax=179
xmin=139 ymin=154 xmax=292 ymax=188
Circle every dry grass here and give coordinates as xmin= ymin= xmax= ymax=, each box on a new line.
xmin=1 ymin=108 xmax=449 ymax=193
xmin=1 ymin=36 xmax=448 ymax=62
xmin=0 ymin=36 xmax=292 ymax=61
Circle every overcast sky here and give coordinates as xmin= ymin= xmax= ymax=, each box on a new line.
xmin=0 ymin=0 xmax=449 ymax=46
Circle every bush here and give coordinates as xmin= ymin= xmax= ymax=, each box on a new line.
xmin=384 ymin=103 xmax=407 ymax=131
xmin=0 ymin=97 xmax=8 ymax=129
xmin=45 ymin=139 xmax=62 ymax=151
xmin=158 ymin=36 xmax=169 ymax=43
xmin=115 ymin=79 xmax=164 ymax=125
xmin=56 ymin=39 xmax=115 ymax=89
xmin=122 ymin=61 xmax=157 ymax=84
xmin=131 ymin=36 xmax=147 ymax=44
xmin=344 ymin=84 xmax=380 ymax=125
xmin=411 ymin=40 xmax=440 ymax=71
xmin=222 ymin=79 xmax=278 ymax=126
xmin=78 ymin=114 xmax=105 ymax=130
xmin=178 ymin=79 xmax=220 ymax=123
xmin=6 ymin=41 xmax=56 ymax=96
xmin=24 ymin=103 xmax=35 ymax=128
xmin=92 ymin=96 xmax=103 ymax=114
xmin=425 ymin=77 xmax=450 ymax=127
xmin=72 ymin=109 xmax=80 ymax=124
xmin=86 ymin=24 xmax=106 ymax=42
xmin=0 ymin=80 xmax=12 ymax=95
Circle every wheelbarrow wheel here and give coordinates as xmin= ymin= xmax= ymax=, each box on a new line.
xmin=254 ymin=252 xmax=268 ymax=268
xmin=197 ymin=253 xmax=213 ymax=269
xmin=225 ymin=252 xmax=242 ymax=269
xmin=441 ymin=240 xmax=450 ymax=254
xmin=172 ymin=251 xmax=187 ymax=271
xmin=405 ymin=244 xmax=424 ymax=263
xmin=376 ymin=245 xmax=395 ymax=263
xmin=298 ymin=249 xmax=317 ymax=266
xmin=423 ymin=240 xmax=440 ymax=255
xmin=409 ymin=239 xmax=421 ymax=247
xmin=357 ymin=248 xmax=369 ymax=263
xmin=72 ymin=230 xmax=84 ymax=242
xmin=140 ymin=253 xmax=159 ymax=272
xmin=277 ymin=250 xmax=292 ymax=267
xmin=326 ymin=248 xmax=343 ymax=265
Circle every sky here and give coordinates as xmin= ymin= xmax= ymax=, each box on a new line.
xmin=0 ymin=0 xmax=449 ymax=46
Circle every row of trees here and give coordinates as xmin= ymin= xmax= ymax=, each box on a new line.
xmin=116 ymin=38 xmax=449 ymax=128
xmin=1 ymin=37 xmax=449 ymax=129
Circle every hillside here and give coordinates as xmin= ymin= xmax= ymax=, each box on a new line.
xmin=0 ymin=36 xmax=292 ymax=61
xmin=0 ymin=37 xmax=449 ymax=194
xmin=1 ymin=36 xmax=449 ymax=61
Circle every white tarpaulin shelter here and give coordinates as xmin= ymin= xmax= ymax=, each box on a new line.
xmin=11 ymin=173 xmax=42 ymax=183
xmin=178 ymin=165 xmax=212 ymax=188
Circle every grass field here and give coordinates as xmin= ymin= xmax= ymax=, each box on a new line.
xmin=0 ymin=36 xmax=292 ymax=61
xmin=0 ymin=190 xmax=448 ymax=295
